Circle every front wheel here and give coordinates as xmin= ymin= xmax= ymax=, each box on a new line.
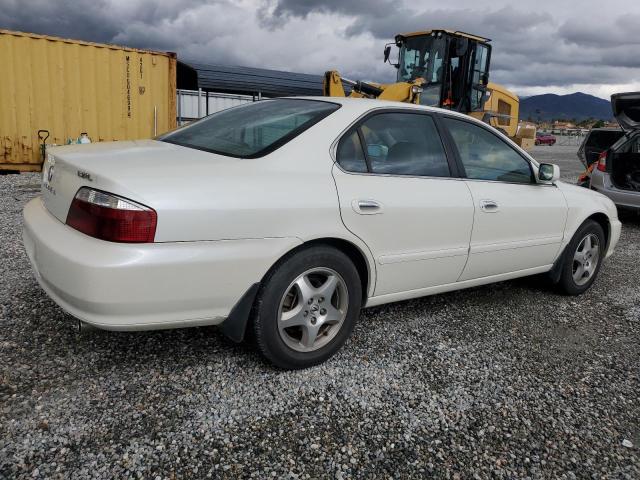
xmin=556 ymin=220 xmax=605 ymax=295
xmin=252 ymin=246 xmax=362 ymax=369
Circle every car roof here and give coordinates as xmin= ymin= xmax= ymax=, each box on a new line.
xmin=286 ymin=95 xmax=479 ymax=122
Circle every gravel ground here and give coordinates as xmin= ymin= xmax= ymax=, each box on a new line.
xmin=1 ymin=145 xmax=639 ymax=479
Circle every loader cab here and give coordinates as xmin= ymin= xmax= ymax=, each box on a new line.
xmin=394 ymin=30 xmax=491 ymax=114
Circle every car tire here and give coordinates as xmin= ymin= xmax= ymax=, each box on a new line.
xmin=556 ymin=220 xmax=605 ymax=295
xmin=252 ymin=245 xmax=362 ymax=369
xmin=535 ymin=140 xmax=541 ymax=146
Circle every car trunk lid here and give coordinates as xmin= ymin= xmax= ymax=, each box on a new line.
xmin=612 ymin=92 xmax=640 ymax=131
xmin=41 ymin=148 xmax=95 ymax=224
xmin=40 ymin=139 xmax=241 ymax=226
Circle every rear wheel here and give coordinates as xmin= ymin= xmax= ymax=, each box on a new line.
xmin=556 ymin=220 xmax=605 ymax=295
xmin=252 ymin=246 xmax=362 ymax=369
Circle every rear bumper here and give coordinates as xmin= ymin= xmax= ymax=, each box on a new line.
xmin=591 ymin=171 xmax=640 ymax=210
xmin=23 ymin=197 xmax=300 ymax=331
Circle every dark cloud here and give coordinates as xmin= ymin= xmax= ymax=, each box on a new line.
xmin=0 ymin=0 xmax=120 ymax=44
xmin=264 ymin=0 xmax=393 ymax=21
xmin=0 ymin=0 xmax=639 ymax=96
xmin=344 ymin=6 xmax=552 ymax=40
xmin=559 ymin=13 xmax=640 ymax=47
xmin=0 ymin=0 xmax=209 ymax=50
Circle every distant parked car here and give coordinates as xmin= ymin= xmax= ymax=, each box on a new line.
xmin=535 ymin=133 xmax=556 ymax=146
xmin=577 ymin=127 xmax=625 ymax=167
xmin=590 ymin=92 xmax=640 ymax=210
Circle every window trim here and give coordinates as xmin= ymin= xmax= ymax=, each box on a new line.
xmin=159 ymin=98 xmax=342 ymax=159
xmin=333 ymin=108 xmax=460 ymax=179
xmin=438 ymin=113 xmax=536 ymax=185
xmin=355 ymin=128 xmax=372 ymax=172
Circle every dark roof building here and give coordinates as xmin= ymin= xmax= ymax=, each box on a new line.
xmin=177 ymin=60 xmax=327 ymax=97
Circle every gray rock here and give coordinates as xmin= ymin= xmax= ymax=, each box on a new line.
xmin=1 ymin=148 xmax=639 ymax=479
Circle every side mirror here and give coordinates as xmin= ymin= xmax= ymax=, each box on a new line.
xmin=383 ymin=45 xmax=391 ymax=63
xmin=538 ymin=163 xmax=560 ymax=183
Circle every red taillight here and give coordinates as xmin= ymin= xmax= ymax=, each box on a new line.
xmin=596 ymin=151 xmax=608 ymax=172
xmin=66 ymin=188 xmax=157 ymax=243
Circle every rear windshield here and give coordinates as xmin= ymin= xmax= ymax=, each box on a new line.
xmin=159 ymin=99 xmax=340 ymax=158
xmin=587 ymin=130 xmax=624 ymax=149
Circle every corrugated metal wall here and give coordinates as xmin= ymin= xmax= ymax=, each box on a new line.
xmin=177 ymin=89 xmax=257 ymax=123
xmin=0 ymin=29 xmax=177 ymax=171
xmin=177 ymin=61 xmax=324 ymax=97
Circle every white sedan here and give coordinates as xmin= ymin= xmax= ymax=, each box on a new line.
xmin=23 ymin=98 xmax=621 ymax=369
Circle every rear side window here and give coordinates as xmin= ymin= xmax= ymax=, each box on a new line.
xmin=159 ymin=99 xmax=340 ymax=158
xmin=336 ymin=112 xmax=451 ymax=177
xmin=444 ymin=117 xmax=533 ymax=183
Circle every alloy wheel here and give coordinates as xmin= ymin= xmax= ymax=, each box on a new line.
xmin=277 ymin=267 xmax=349 ymax=352
xmin=572 ymin=233 xmax=600 ymax=286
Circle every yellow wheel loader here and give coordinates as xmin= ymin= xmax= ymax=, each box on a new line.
xmin=323 ymin=30 xmax=535 ymax=149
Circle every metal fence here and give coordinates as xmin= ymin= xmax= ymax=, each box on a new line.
xmin=177 ymin=89 xmax=263 ymax=124
xmin=556 ymin=132 xmax=587 ymax=146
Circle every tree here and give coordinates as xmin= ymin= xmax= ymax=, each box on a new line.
xmin=577 ymin=117 xmax=595 ymax=128
xmin=592 ymin=120 xmax=605 ymax=128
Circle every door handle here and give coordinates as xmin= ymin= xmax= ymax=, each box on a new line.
xmin=479 ymin=199 xmax=499 ymax=212
xmin=352 ymin=199 xmax=383 ymax=215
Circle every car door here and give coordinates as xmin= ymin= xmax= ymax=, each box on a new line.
xmin=332 ymin=110 xmax=474 ymax=296
xmin=440 ymin=116 xmax=568 ymax=281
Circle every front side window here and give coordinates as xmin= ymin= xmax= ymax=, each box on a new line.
xmin=398 ymin=35 xmax=447 ymax=84
xmin=443 ymin=117 xmax=533 ymax=183
xmin=159 ymin=99 xmax=339 ymax=158
xmin=336 ymin=112 xmax=450 ymax=177
xmin=398 ymin=36 xmax=446 ymax=107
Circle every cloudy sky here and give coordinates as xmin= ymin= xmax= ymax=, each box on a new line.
xmin=2 ymin=0 xmax=640 ymax=98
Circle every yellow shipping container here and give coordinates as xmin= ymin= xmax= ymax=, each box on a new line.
xmin=0 ymin=29 xmax=177 ymax=171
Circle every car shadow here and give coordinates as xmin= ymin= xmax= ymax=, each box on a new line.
xmin=6 ymin=281 xmax=269 ymax=371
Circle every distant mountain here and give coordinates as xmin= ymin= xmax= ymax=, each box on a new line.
xmin=520 ymin=92 xmax=614 ymax=122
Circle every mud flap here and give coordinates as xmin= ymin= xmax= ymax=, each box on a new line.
xmin=547 ymin=246 xmax=568 ymax=284
xmin=220 ymin=283 xmax=260 ymax=343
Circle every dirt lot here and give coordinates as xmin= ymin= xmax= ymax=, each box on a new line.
xmin=1 ymin=145 xmax=638 ymax=479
